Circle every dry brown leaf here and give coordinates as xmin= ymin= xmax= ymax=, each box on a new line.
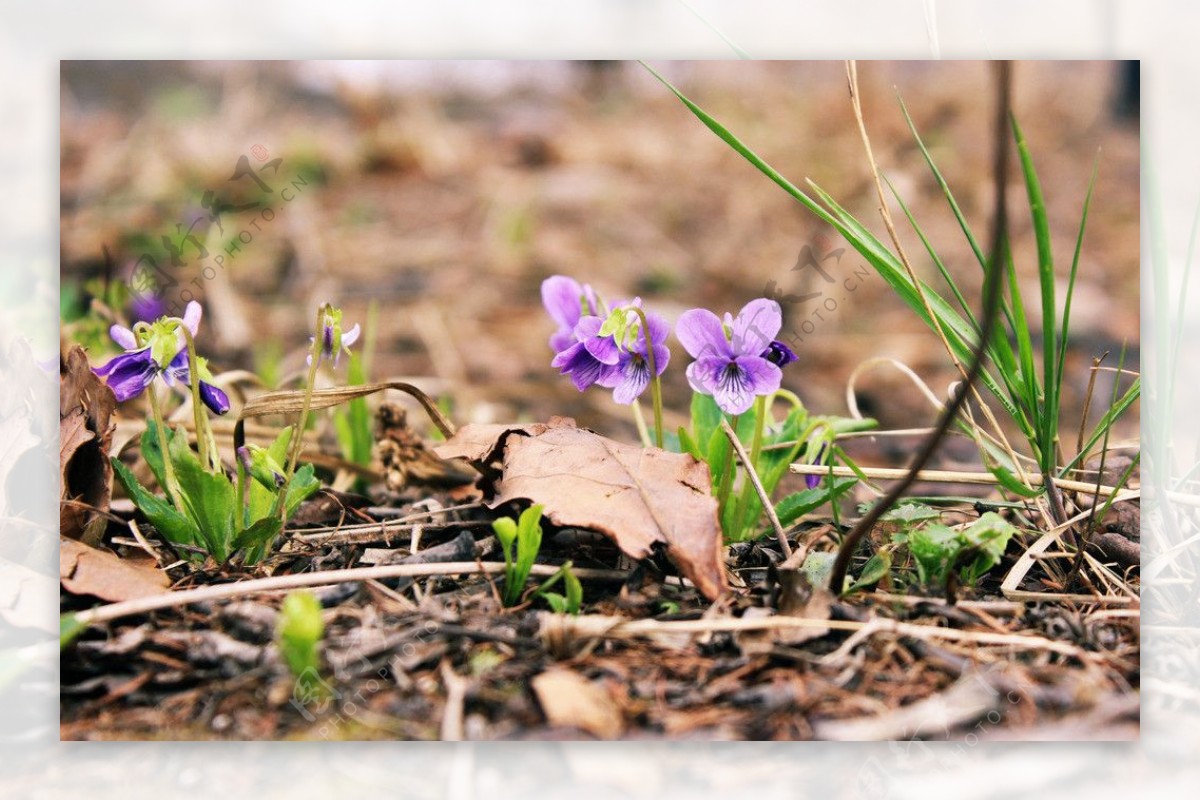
xmin=532 ymin=668 xmax=624 ymax=739
xmin=436 ymin=418 xmax=727 ymax=600
xmin=60 ymin=345 xmax=116 ymax=542
xmin=60 ymin=538 xmax=170 ymax=602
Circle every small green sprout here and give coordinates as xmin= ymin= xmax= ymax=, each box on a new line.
xmin=901 ymin=512 xmax=1018 ymax=590
xmin=536 ymin=561 xmax=583 ymax=615
xmin=492 ymin=504 xmax=546 ymax=607
xmin=276 ymin=590 xmax=327 ymax=697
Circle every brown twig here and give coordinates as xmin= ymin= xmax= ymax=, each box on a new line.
xmin=71 ymin=562 xmax=629 ymax=629
xmin=828 ymin=60 xmax=1011 ymax=594
xmin=720 ymin=418 xmax=792 ymax=558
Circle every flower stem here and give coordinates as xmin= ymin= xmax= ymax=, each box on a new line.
xmin=147 ymin=383 xmax=185 ymax=511
xmin=627 ymin=306 xmax=663 ymax=449
xmin=733 ymin=395 xmax=768 ymax=539
xmin=631 ymin=399 xmax=652 ymax=448
xmin=285 ymin=304 xmax=327 ymax=479
xmin=716 ymin=413 xmax=738 ymax=523
xmin=177 ymin=325 xmax=213 ymax=472
xmin=236 ymin=459 xmax=247 ymax=528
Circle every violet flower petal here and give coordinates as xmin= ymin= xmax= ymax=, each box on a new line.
xmin=761 ymin=339 xmax=798 ymax=367
xmin=95 ymin=349 xmax=157 ymax=402
xmin=730 ymin=298 xmax=781 ymax=356
xmin=182 ymin=301 xmax=202 ymax=335
xmin=684 ymin=353 xmax=728 ymax=396
xmin=549 ymin=328 xmax=577 ymax=353
xmin=162 ymin=350 xmax=189 ymax=387
xmin=110 ymin=325 xmax=138 ymax=351
xmin=541 ymin=275 xmax=586 ymax=331
xmin=551 ymin=341 xmax=614 ymax=391
xmin=710 ymin=355 xmax=781 ymax=415
xmin=676 ymin=308 xmax=733 ymax=361
xmin=610 ymin=354 xmax=651 ymax=405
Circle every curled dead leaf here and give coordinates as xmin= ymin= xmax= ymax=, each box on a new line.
xmin=60 ymin=538 xmax=171 ymax=603
xmin=60 ymin=346 xmax=117 ymax=543
xmin=436 ymin=418 xmax=727 ymax=600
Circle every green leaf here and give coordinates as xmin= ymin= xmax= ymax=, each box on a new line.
xmin=542 ymin=592 xmax=568 ymax=613
xmin=515 ymin=504 xmax=544 ymax=579
xmin=563 ymin=567 xmax=583 ymax=615
xmin=333 ymin=351 xmax=374 ymax=477
xmin=60 ymin=613 xmax=87 ymax=650
xmin=1012 ymin=114 xmax=1059 ymax=473
xmin=908 ymin=523 xmax=958 ymax=586
xmin=775 ymin=477 xmax=857 ymax=527
xmin=691 ymin=392 xmax=723 ymax=461
xmin=169 ymin=426 xmax=236 ymax=561
xmin=234 ymin=516 xmax=284 ymax=562
xmin=277 ymin=590 xmax=325 ymax=681
xmin=139 ymin=422 xmax=171 ymax=493
xmin=111 ymin=457 xmax=204 ymax=551
xmin=957 ymin=512 xmax=1018 ymax=584
xmin=283 ymin=463 xmax=321 ymax=517
xmin=880 ymin=503 xmax=942 ymax=525
xmin=492 ymin=516 xmax=517 ymax=566
xmin=848 ymin=550 xmax=892 ymax=593
xmin=500 ymin=504 xmax=544 ymax=607
xmin=248 ymin=428 xmax=294 ymax=523
xmin=678 ymin=426 xmax=703 ymax=461
xmin=987 ymin=464 xmax=1045 ymax=498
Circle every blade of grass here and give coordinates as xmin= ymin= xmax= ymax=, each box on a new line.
xmin=1055 ymin=154 xmax=1101 ymax=405
xmin=1011 ymin=114 xmax=1059 ymax=474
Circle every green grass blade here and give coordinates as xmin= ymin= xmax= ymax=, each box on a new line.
xmin=1055 ymin=154 xmax=1100 ymax=401
xmin=884 ymin=174 xmax=979 ymax=331
xmin=1002 ymin=236 xmax=1041 ymax=430
xmin=1011 ymin=114 xmax=1058 ymax=472
xmin=898 ymin=96 xmax=988 ymax=274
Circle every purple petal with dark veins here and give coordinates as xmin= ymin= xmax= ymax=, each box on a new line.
xmin=94 ymin=349 xmax=157 ymax=402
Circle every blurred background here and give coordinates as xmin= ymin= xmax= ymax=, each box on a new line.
xmin=59 ymin=60 xmax=1139 ymax=456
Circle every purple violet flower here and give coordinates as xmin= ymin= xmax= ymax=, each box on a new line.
xmin=95 ymin=301 xmax=230 ymax=415
xmin=804 ymin=444 xmax=828 ymax=489
xmin=541 ymin=275 xmax=601 ymax=353
xmin=761 ymin=339 xmax=798 ymax=367
xmin=676 ymin=298 xmax=785 ymax=415
xmin=596 ymin=311 xmax=671 ymax=405
xmin=130 ymin=293 xmax=168 ymax=324
xmin=551 ymin=315 xmax=619 ymax=391
xmin=306 ymin=306 xmax=360 ymax=367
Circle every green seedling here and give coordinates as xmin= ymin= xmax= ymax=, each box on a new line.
xmin=276 ymin=590 xmax=327 ymax=700
xmin=492 ymin=504 xmax=546 ymax=607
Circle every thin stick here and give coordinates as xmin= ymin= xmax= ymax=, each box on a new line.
xmin=721 ymin=418 xmax=792 ymax=558
xmin=545 ymin=612 xmax=1088 ymax=658
xmin=126 ymin=519 xmax=167 ymax=568
xmin=630 ymin=399 xmax=653 ymax=448
xmin=294 ymin=502 xmax=483 ymax=538
xmin=286 ymin=304 xmax=326 ymax=477
xmin=828 ymin=61 xmax=1012 ymax=594
xmin=71 ymin=562 xmax=629 ymax=628
xmin=844 ymin=61 xmax=1026 ymax=486
xmin=789 ymin=464 xmax=1124 ymax=498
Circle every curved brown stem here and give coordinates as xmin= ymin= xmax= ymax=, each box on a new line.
xmin=829 ymin=61 xmax=1012 ymax=594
